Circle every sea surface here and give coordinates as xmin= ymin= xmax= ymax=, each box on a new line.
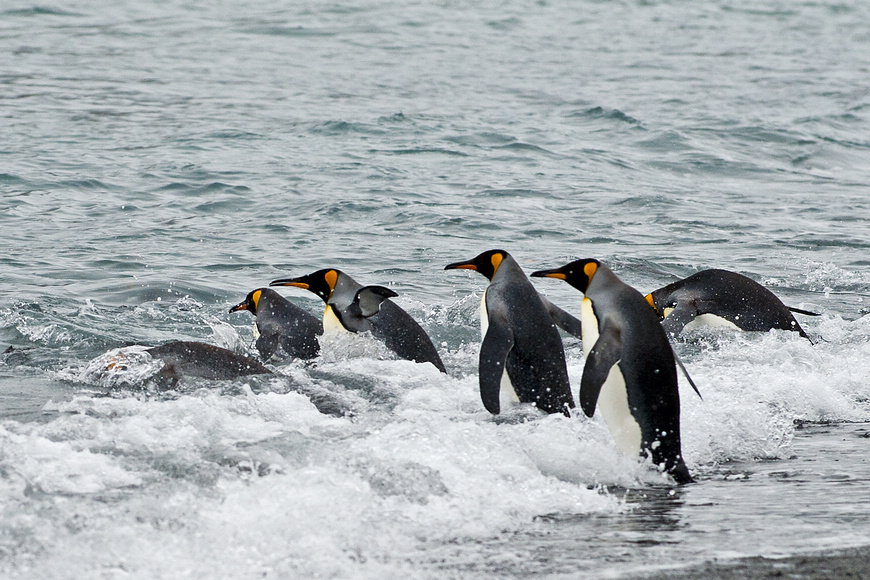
xmin=2 ymin=0 xmax=870 ymax=577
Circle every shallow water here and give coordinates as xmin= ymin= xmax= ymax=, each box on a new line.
xmin=2 ymin=0 xmax=870 ymax=577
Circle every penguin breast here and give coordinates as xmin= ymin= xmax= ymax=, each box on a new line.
xmin=322 ymin=304 xmax=348 ymax=333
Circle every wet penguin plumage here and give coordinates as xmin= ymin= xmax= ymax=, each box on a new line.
xmin=645 ymin=269 xmax=817 ymax=341
xmin=146 ymin=341 xmax=272 ymax=382
xmin=445 ymin=250 xmax=575 ymax=416
xmin=532 ymin=259 xmax=692 ymax=483
xmin=269 ymin=269 xmax=446 ymax=373
xmin=229 ymin=288 xmax=323 ymax=360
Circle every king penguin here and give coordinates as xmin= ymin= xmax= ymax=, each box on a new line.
xmin=445 ymin=250 xmax=575 ymax=416
xmin=532 ymin=259 xmax=693 ymax=483
xmin=269 ymin=269 xmax=447 ymax=373
xmin=645 ymin=269 xmax=818 ymax=342
xmin=146 ymin=341 xmax=272 ymax=382
xmin=229 ymin=288 xmax=323 ymax=361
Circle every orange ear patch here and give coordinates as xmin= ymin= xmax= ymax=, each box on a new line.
xmin=583 ymin=262 xmax=598 ymax=280
xmin=490 ymin=252 xmax=503 ymax=274
xmin=324 ymin=270 xmax=338 ymax=291
xmin=251 ymin=290 xmax=262 ymax=309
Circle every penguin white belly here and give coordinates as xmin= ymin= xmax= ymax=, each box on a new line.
xmin=663 ymin=308 xmax=740 ymax=331
xmin=596 ymin=363 xmax=642 ymax=457
xmin=580 ymin=297 xmax=642 ymax=457
xmin=322 ymin=304 xmax=347 ymax=333
xmin=580 ymin=297 xmax=597 ymax=356
xmin=480 ymin=290 xmax=520 ymax=409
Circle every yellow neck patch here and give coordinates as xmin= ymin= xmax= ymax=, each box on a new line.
xmin=251 ymin=290 xmax=262 ymax=310
xmin=490 ymin=253 xmax=503 ymax=275
xmin=583 ymin=262 xmax=598 ymax=280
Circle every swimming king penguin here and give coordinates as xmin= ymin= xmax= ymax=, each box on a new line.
xmin=645 ymin=269 xmax=817 ymax=342
xmin=229 ymin=288 xmax=323 ymax=361
xmin=532 ymin=259 xmax=693 ymax=483
xmin=445 ymin=250 xmax=575 ymax=416
xmin=269 ymin=269 xmax=447 ymax=373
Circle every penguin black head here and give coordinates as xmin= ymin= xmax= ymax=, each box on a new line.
xmin=644 ymin=292 xmax=664 ymax=319
xmin=229 ymin=289 xmax=265 ymax=315
xmin=531 ymin=259 xmax=600 ymax=293
xmin=270 ymin=269 xmax=339 ymax=303
xmin=444 ymin=249 xmax=509 ymax=281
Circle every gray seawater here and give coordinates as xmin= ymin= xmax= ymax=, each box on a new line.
xmin=2 ymin=0 xmax=870 ymax=577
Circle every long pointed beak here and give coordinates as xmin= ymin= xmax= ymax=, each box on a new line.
xmin=530 ymin=269 xmax=567 ymax=280
xmin=270 ymin=277 xmax=309 ymax=289
xmin=228 ymin=302 xmax=248 ymax=313
xmin=444 ymin=260 xmax=477 ymax=271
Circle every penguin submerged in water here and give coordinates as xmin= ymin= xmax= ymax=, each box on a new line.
xmin=445 ymin=250 xmax=576 ymax=416
xmin=532 ymin=259 xmax=693 ymax=484
xmin=269 ymin=269 xmax=447 ymax=373
xmin=645 ymin=269 xmax=818 ymax=342
xmin=145 ymin=341 xmax=272 ymax=381
xmin=230 ymin=288 xmax=322 ymax=361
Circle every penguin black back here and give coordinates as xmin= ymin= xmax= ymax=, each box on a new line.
xmin=230 ymin=288 xmax=322 ymax=360
xmin=646 ymin=269 xmax=815 ymax=341
xmin=146 ymin=341 xmax=272 ymax=381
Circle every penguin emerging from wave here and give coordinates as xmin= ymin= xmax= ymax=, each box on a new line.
xmin=144 ymin=341 xmax=272 ymax=381
xmin=445 ymin=250 xmax=575 ymax=416
xmin=229 ymin=288 xmax=323 ymax=361
xmin=532 ymin=259 xmax=693 ymax=484
xmin=269 ymin=269 xmax=447 ymax=373
xmin=645 ymin=269 xmax=818 ymax=342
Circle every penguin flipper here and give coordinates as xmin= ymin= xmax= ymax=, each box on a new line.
xmin=254 ymin=324 xmax=281 ymax=361
xmin=479 ymin=316 xmax=515 ymax=415
xmin=661 ymin=300 xmax=699 ymax=338
xmin=671 ymin=345 xmax=702 ymax=400
xmin=540 ymin=296 xmax=584 ymax=339
xmin=579 ymin=322 xmax=622 ymax=418
xmin=354 ymin=286 xmax=399 ymax=318
xmin=788 ymin=306 xmax=820 ymax=316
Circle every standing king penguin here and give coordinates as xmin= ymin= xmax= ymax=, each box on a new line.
xmin=645 ymin=269 xmax=817 ymax=342
xmin=229 ymin=288 xmax=323 ymax=361
xmin=532 ymin=259 xmax=693 ymax=483
xmin=445 ymin=250 xmax=575 ymax=416
xmin=270 ymin=269 xmax=447 ymax=373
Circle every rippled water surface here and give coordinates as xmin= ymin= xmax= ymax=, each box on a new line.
xmin=2 ymin=0 xmax=870 ymax=577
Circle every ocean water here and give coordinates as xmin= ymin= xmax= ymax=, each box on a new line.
xmin=2 ymin=0 xmax=870 ymax=577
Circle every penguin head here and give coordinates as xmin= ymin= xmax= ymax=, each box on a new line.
xmin=229 ymin=289 xmax=265 ymax=315
xmin=530 ymin=259 xmax=600 ymax=293
xmin=444 ymin=249 xmax=510 ymax=281
xmin=644 ymin=292 xmax=664 ymax=319
xmin=270 ymin=269 xmax=340 ymax=303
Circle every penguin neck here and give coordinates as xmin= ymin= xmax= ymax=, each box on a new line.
xmin=323 ymin=304 xmax=348 ymax=333
xmin=479 ymin=290 xmax=489 ymax=340
xmin=491 ymin=255 xmax=525 ymax=284
xmin=322 ymin=274 xmax=363 ymax=333
xmin=580 ymin=297 xmax=598 ymax=358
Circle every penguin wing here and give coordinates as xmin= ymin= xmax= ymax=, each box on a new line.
xmin=254 ymin=323 xmax=281 ymax=360
xmin=661 ymin=297 xmax=700 ymax=338
xmin=353 ymin=286 xmax=399 ymax=318
xmin=539 ymin=296 xmax=584 ymax=339
xmin=579 ymin=321 xmax=622 ymax=418
xmin=478 ymin=313 xmax=515 ymax=415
